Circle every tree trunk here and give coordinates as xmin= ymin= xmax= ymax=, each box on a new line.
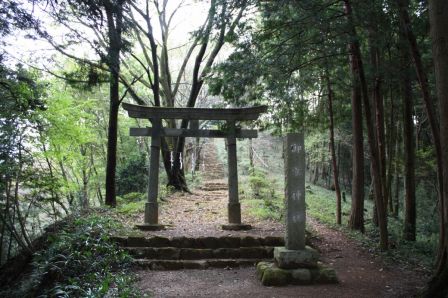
xmin=348 ymin=61 xmax=365 ymax=232
xmin=327 ymin=77 xmax=342 ymax=225
xmin=401 ymin=34 xmax=416 ymax=241
xmin=397 ymin=0 xmax=443 ymax=206
xmin=168 ymin=151 xmax=189 ymax=192
xmin=344 ymin=0 xmax=388 ymax=248
xmin=424 ymin=1 xmax=448 ymax=295
xmin=105 ymin=91 xmax=119 ymax=207
xmin=104 ymin=2 xmax=123 ymax=207
xmin=394 ymin=171 xmax=400 ymax=218
xmin=369 ymin=33 xmax=387 ymax=213
xmin=393 ymin=121 xmax=401 ymax=218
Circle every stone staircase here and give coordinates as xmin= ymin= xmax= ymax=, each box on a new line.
xmin=200 ymin=141 xmax=226 ymax=180
xmin=113 ymin=235 xmax=285 ymax=270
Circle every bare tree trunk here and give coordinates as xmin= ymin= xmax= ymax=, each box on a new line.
xmin=394 ymin=172 xmax=400 ymax=218
xmin=386 ymin=97 xmax=397 ymax=214
xmin=401 ymin=34 xmax=416 ymax=241
xmin=105 ymin=1 xmax=124 ymax=207
xmin=0 ymin=180 xmax=12 ymax=264
xmin=369 ymin=33 xmax=387 ymax=212
xmin=344 ymin=0 xmax=388 ymax=248
xmin=326 ymin=77 xmax=342 ymax=224
xmin=424 ymin=1 xmax=448 ymax=295
xmin=348 ymin=61 xmax=365 ymax=232
xmin=397 ymin=0 xmax=443 ymax=206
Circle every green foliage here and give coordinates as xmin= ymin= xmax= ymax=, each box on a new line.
xmin=0 ymin=63 xmax=53 ymax=254
xmin=305 ymin=131 xmax=331 ymax=165
xmin=116 ymin=192 xmax=146 ymax=214
xmin=0 ymin=1 xmax=37 ymax=37
xmin=119 ymin=192 xmax=146 ymax=203
xmin=61 ymin=62 xmax=109 ymax=90
xmin=242 ymin=169 xmax=283 ymax=221
xmin=117 ymin=201 xmax=145 ymax=215
xmin=116 ymin=153 xmax=148 ymax=196
xmin=21 ymin=213 xmax=140 ymax=297
xmin=306 ymin=184 xmax=353 ymax=226
xmin=248 ymin=169 xmax=271 ymax=199
xmin=245 ymin=197 xmax=283 ymax=221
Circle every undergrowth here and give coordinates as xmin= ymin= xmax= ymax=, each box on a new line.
xmin=240 ymin=169 xmax=283 ymax=221
xmin=305 ymin=184 xmax=435 ymax=271
xmin=2 ymin=210 xmax=142 ymax=298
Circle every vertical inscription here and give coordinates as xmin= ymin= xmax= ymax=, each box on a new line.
xmin=284 ymin=133 xmax=306 ymax=250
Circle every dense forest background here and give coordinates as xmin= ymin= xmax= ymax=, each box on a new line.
xmin=1 ymin=0 xmax=448 ymax=296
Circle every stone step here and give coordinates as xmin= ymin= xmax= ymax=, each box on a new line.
xmin=113 ymin=235 xmax=285 ymax=248
xmin=202 ymin=182 xmax=227 ymax=186
xmin=199 ymin=183 xmax=228 ymax=191
xmin=199 ymin=187 xmax=228 ymax=191
xmin=125 ymin=246 xmax=274 ymax=260
xmin=133 ymin=258 xmax=269 ymax=270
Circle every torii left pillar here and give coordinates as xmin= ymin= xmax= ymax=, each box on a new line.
xmin=136 ymin=118 xmax=165 ymax=231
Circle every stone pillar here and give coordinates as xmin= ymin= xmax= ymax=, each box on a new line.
xmin=137 ymin=118 xmax=164 ymax=230
xmin=284 ymin=133 xmax=306 ymax=250
xmin=273 ymin=132 xmax=319 ymax=269
xmin=222 ymin=121 xmax=251 ymax=230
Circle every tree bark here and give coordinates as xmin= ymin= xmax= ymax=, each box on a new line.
xmin=369 ymin=31 xmax=387 ymax=213
xmin=397 ymin=0 xmax=443 ymax=206
xmin=327 ymin=77 xmax=342 ymax=225
xmin=401 ymin=34 xmax=416 ymax=241
xmin=347 ymin=55 xmax=365 ymax=232
xmin=344 ymin=0 xmax=388 ymax=248
xmin=104 ymin=1 xmax=124 ymax=207
xmin=424 ymin=0 xmax=448 ymax=295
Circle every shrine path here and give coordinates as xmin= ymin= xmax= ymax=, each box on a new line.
xmin=134 ymin=140 xmax=427 ymax=297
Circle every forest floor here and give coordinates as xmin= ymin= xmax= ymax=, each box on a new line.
xmin=133 ymin=141 xmax=428 ymax=297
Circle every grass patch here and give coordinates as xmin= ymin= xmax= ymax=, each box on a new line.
xmin=245 ymin=198 xmax=283 ymax=221
xmin=117 ymin=201 xmax=145 ymax=215
xmin=306 ymin=184 xmax=355 ymax=227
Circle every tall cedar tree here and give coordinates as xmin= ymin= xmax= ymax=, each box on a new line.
xmin=344 ymin=0 xmax=388 ymax=248
xmin=104 ymin=0 xmax=125 ymax=207
xmin=426 ymin=0 xmax=448 ymax=296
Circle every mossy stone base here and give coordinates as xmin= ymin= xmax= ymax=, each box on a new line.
xmin=256 ymin=261 xmax=338 ymax=286
xmin=274 ymin=246 xmax=319 ymax=269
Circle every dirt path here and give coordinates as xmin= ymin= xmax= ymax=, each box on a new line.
xmin=135 ymin=140 xmax=427 ymax=297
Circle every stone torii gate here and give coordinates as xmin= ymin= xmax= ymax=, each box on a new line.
xmin=122 ymin=103 xmax=267 ymax=231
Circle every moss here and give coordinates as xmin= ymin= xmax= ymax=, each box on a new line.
xmin=313 ymin=266 xmax=338 ymax=284
xmin=256 ymin=261 xmax=274 ymax=280
xmin=261 ymin=267 xmax=291 ymax=286
xmin=291 ymin=268 xmax=312 ymax=285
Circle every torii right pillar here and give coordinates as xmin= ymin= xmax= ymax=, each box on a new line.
xmin=222 ymin=120 xmax=251 ymax=231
